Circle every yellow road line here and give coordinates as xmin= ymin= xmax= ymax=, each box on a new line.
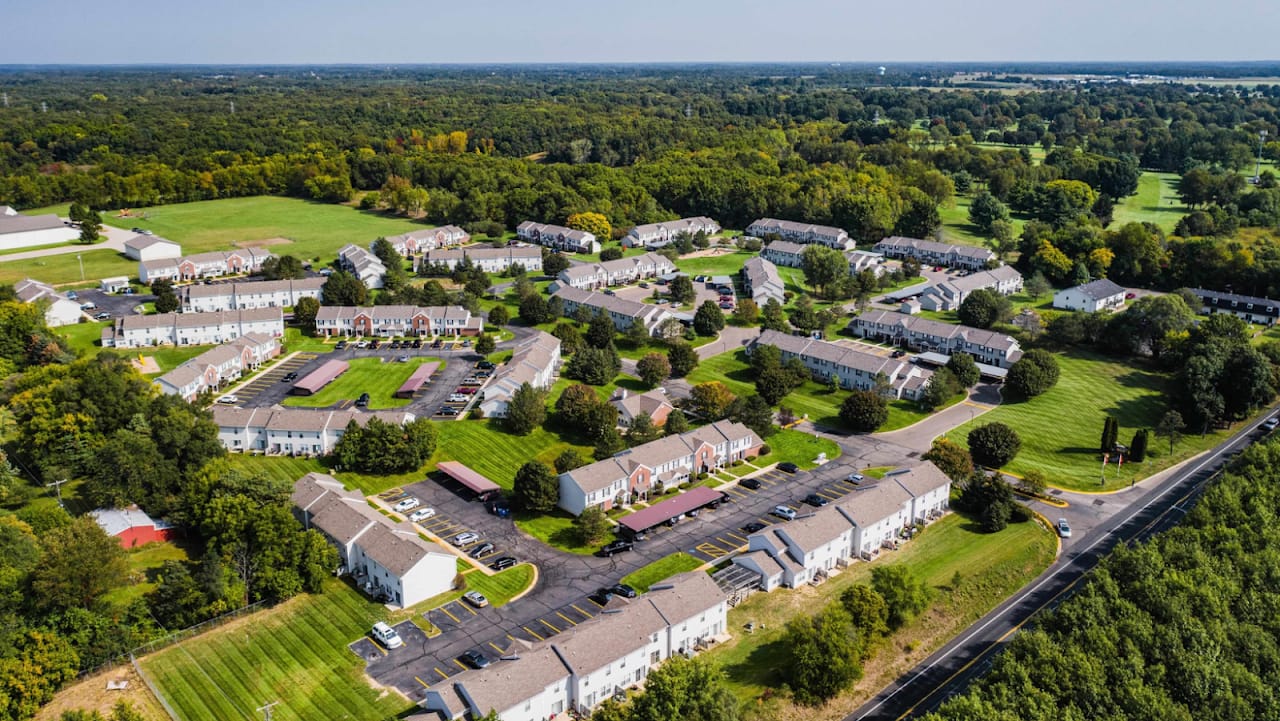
xmin=453 ymin=659 xmax=467 ymax=670
xmin=415 ymin=676 xmax=430 ymax=689
xmin=523 ymin=626 xmax=544 ymax=640
xmin=459 ymin=602 xmax=477 ymax=616
xmin=433 ymin=667 xmax=449 ymax=680
xmin=557 ymin=611 xmax=578 ymax=626
xmin=571 ymin=604 xmax=593 ymax=619
xmin=540 ymin=618 xmax=560 ymax=633
xmin=489 ymin=641 xmax=505 ymax=653
xmin=439 ymin=606 xmax=460 ymax=623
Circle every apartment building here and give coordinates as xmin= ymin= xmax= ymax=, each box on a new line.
xmin=918 ymin=266 xmax=1023 ymax=312
xmin=745 ymin=218 xmax=854 ymax=250
xmin=740 ymin=256 xmax=785 ymax=306
xmin=846 ymin=249 xmax=887 ymax=276
xmin=314 ymin=305 xmax=482 ymax=337
xmin=516 ymin=222 xmax=600 ymax=254
xmin=848 ymin=310 xmax=1023 ymax=368
xmin=14 ymin=277 xmax=82 ymax=327
xmin=749 ymin=329 xmax=932 ymax=400
xmin=1189 ymin=288 xmax=1279 ymax=325
xmin=211 ymin=406 xmax=416 ymax=455
xmin=420 ymin=246 xmax=543 ymax=274
xmin=138 ymin=248 xmax=275 ymax=285
xmin=383 ymin=226 xmax=470 ymax=257
xmin=337 ymin=244 xmax=388 ymax=290
xmin=551 ymin=287 xmax=674 ymax=335
xmin=759 ymin=240 xmax=807 ymax=268
xmin=623 ymin=217 xmax=720 ymax=248
xmin=180 ymin=277 xmax=326 ymax=312
xmin=102 ymin=307 xmax=284 ymax=348
xmin=153 ymin=333 xmax=281 ymax=402
xmin=1053 ymin=278 xmax=1127 ymax=313
xmin=556 ymin=252 xmax=676 ymax=290
xmin=478 ymin=331 xmax=561 ymax=418
xmin=872 ymin=236 xmax=996 ymax=270
xmin=610 ymin=388 xmax=674 ymax=428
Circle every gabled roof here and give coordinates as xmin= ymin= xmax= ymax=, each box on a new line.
xmin=90 ymin=505 xmax=161 ymax=536
xmin=774 ymin=507 xmax=853 ymax=555
xmin=883 ymin=461 xmax=951 ymax=498
xmin=0 ymin=211 xmax=66 ymax=235
xmin=835 ymin=483 xmax=912 ymax=527
xmin=124 ymin=234 xmax=180 ymax=251
xmin=1065 ymin=278 xmax=1126 ymax=301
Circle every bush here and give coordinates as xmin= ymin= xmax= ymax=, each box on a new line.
xmin=759 ymin=444 xmax=771 ymax=456
xmin=967 ymin=422 xmax=1022 ymax=468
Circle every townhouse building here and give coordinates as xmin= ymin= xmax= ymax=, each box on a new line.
xmin=292 ymin=473 xmax=454 ymax=607
xmin=623 ymin=217 xmax=720 ymax=248
xmin=556 ymin=252 xmax=676 ymax=290
xmin=478 ymin=331 xmax=561 ymax=418
xmin=610 ymin=388 xmax=674 ymax=428
xmin=745 ymin=218 xmax=854 ymax=250
xmin=848 ymin=310 xmax=1023 ymax=368
xmin=420 ymin=246 xmax=543 ymax=275
xmin=759 ymin=240 xmax=806 ymax=268
xmin=1053 ymin=278 xmax=1127 ymax=313
xmin=14 ymin=277 xmax=82 ymax=327
xmin=1189 ymin=288 xmax=1280 ymax=325
xmin=846 ymin=249 xmax=887 ymax=277
xmin=383 ymin=226 xmax=470 ymax=257
xmin=551 ymin=287 xmax=674 ymax=335
xmin=872 ymin=236 xmax=996 ymax=270
xmin=749 ymin=329 xmax=932 ymax=400
xmin=918 ymin=265 xmax=1023 ymax=312
xmin=180 ymin=277 xmax=326 ymax=312
xmin=102 ymin=307 xmax=284 ymax=348
xmin=740 ymin=256 xmax=785 ymax=306
xmin=314 ymin=305 xmax=482 ymax=338
xmin=153 ymin=333 xmax=281 ymax=402
xmin=138 ymin=248 xmax=275 ymax=284
xmin=516 ymin=221 xmax=600 ymax=254
xmin=558 ymin=420 xmax=762 ymax=515
xmin=211 ymin=406 xmax=416 ymax=455
xmin=337 ymin=244 xmax=388 ymax=290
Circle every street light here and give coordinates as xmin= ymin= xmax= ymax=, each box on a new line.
xmin=77 ymin=254 xmax=84 ymax=282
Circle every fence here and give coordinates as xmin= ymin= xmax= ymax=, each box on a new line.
xmin=131 ymin=598 xmax=272 ymax=658
xmin=131 ymin=653 xmax=180 ymax=721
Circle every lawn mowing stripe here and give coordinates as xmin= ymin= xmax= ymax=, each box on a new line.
xmin=291 ymin=609 xmax=381 ymax=717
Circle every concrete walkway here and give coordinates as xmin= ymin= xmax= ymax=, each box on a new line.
xmin=0 ymin=223 xmax=135 ymax=264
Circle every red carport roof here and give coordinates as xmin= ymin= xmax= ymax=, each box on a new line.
xmin=292 ymin=359 xmax=349 ymax=395
xmin=395 ymin=362 xmax=439 ymax=397
xmin=436 ymin=461 xmax=501 ymax=495
xmin=621 ymin=486 xmax=726 ymax=533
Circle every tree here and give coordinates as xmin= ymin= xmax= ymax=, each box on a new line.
xmin=293 ymin=296 xmax=320 ymax=330
xmin=586 ymin=311 xmax=617 ymax=349
xmin=322 ymin=270 xmax=368 ymax=306
xmin=840 ymin=584 xmax=889 ymax=638
xmin=967 ymin=422 xmax=1022 ymax=468
xmin=782 ymin=603 xmax=864 ymax=705
xmin=968 ymin=190 xmax=1010 ymax=234
xmin=668 ymin=275 xmax=695 ymax=305
xmin=1006 ymin=349 xmax=1060 ymax=398
xmin=1100 ymin=416 xmax=1119 ymax=454
xmin=1024 ymin=271 xmax=1052 ymax=300
xmin=261 ymin=254 xmax=306 ymax=280
xmin=921 ymin=367 xmax=961 ymax=410
xmin=626 ymin=414 xmax=663 ymax=446
xmin=1156 ymin=410 xmax=1185 ymax=455
xmin=664 ymin=408 xmax=690 ymax=435
xmin=474 ymin=333 xmax=496 ymax=355
xmin=0 ymin=630 xmax=80 ymax=721
xmin=574 ymin=506 xmax=611 ymax=545
xmin=667 ymin=342 xmax=699 ymax=377
xmin=787 ymin=295 xmax=822 ymax=332
xmin=594 ymin=427 xmax=627 ymax=460
xmin=801 ymin=245 xmax=850 ymax=299
xmin=871 ymin=564 xmax=931 ymax=629
xmin=554 ymin=449 xmax=586 ymax=474
xmin=1018 ymin=469 xmax=1047 ymax=498
xmin=30 ymin=516 xmax=128 ymax=611
xmin=77 ymin=209 xmax=102 ymax=244
xmin=636 ymin=352 xmax=671 ymax=388
xmin=946 ymin=352 xmax=980 ymax=388
xmin=693 ymin=301 xmax=725 ymax=336
xmin=923 ymin=438 xmax=974 ymax=481
xmin=332 ymin=417 xmax=437 ymax=473
xmin=555 ymin=383 xmax=602 ymax=426
xmin=567 ymin=212 xmax=611 ymax=241
xmin=518 ymin=293 xmax=553 ymax=325
xmin=599 ymin=247 xmax=624 ymax=262
xmin=1129 ymin=428 xmax=1149 ymax=463
xmin=487 ymin=304 xmax=510 ymax=327
xmin=541 ymin=251 xmax=570 ymax=277
xmin=150 ymin=278 xmax=179 ymax=313
xmin=959 ymin=471 xmax=1017 ymax=532
xmin=1106 ymin=294 xmax=1193 ymax=359
xmin=688 ymin=382 xmax=736 ymax=421
xmin=511 ymin=461 xmax=559 ymax=514
xmin=760 ymin=297 xmax=788 ymax=331
xmin=957 ymin=288 xmax=1013 ymax=329
xmin=564 ymin=346 xmax=620 ymax=385
xmin=505 ymin=382 xmax=548 ymax=436
xmin=730 ymin=394 xmax=776 ymax=439
xmin=754 ymin=366 xmax=798 ymax=406
xmin=732 ymin=298 xmax=759 ymax=325
xmin=840 ymin=390 xmax=889 ymax=432
xmin=628 ymin=656 xmax=740 ymax=721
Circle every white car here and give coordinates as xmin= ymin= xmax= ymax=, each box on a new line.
xmin=393 ymin=497 xmax=420 ymax=512
xmin=215 ymin=394 xmax=238 ymax=404
xmin=845 ymin=473 xmax=865 ymax=484
xmin=1264 ymin=416 xmax=1279 ymax=431
xmin=771 ymin=505 xmax=797 ymax=521
xmin=409 ymin=507 xmax=436 ymax=523
xmin=1057 ymin=518 xmax=1072 ymax=538
xmin=453 ymin=531 xmax=480 ymax=546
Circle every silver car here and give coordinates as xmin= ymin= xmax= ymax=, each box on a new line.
xmin=453 ymin=531 xmax=480 ymax=546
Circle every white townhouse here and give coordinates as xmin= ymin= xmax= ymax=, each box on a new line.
xmin=383 ymin=226 xmax=470 ymax=257
xmin=14 ymin=278 xmax=83 ymax=327
xmin=745 ymin=218 xmax=854 ymax=250
xmin=558 ymin=420 xmax=762 ymax=515
xmin=749 ymin=329 xmax=932 ymax=400
xmin=881 ymin=463 xmax=952 ymax=523
xmin=0 ymin=205 xmax=78 ymax=250
xmin=211 ymin=406 xmax=415 ymax=455
xmin=556 ymin=252 xmax=676 ymax=290
xmin=551 ymin=287 xmax=674 ymax=335
xmin=918 ymin=265 xmax=1023 ymax=312
xmin=424 ymin=572 xmax=727 ymax=721
xmin=420 ymin=246 xmax=543 ymax=274
xmin=836 ymin=483 xmax=915 ymax=558
xmin=153 ymin=333 xmax=281 ymax=402
xmin=759 ymin=240 xmax=806 ymax=268
xmin=740 ymin=256 xmax=785 ymax=306
xmin=744 ymin=511 xmax=855 ymax=588
xmin=122 ymin=234 xmax=182 ymax=262
xmin=516 ymin=221 xmax=600 ymax=254
xmin=846 ymin=249 xmax=887 ymax=277
xmin=103 ymin=307 xmax=284 ymax=348
xmin=848 ymin=310 xmax=1023 ymax=369
xmin=1052 ymin=278 xmax=1127 ymax=313
xmin=314 ymin=305 xmax=482 ymax=338
xmin=1190 ymin=288 xmax=1280 ymax=326
xmin=180 ymin=277 xmax=326 ymax=312
xmin=478 ymin=331 xmax=561 ymax=418
xmin=337 ymin=244 xmax=388 ymax=290
xmin=138 ymin=248 xmax=274 ymax=284
xmin=623 ymin=217 xmax=720 ymax=248
xmin=292 ymin=473 xmax=454 ymax=608
xmin=873 ymin=236 xmax=996 ymax=270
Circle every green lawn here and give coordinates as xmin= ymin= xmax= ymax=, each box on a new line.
xmin=282 ymin=327 xmax=337 ymax=354
xmin=515 ymin=511 xmax=598 ymax=555
xmin=621 ymin=552 xmax=704 ymax=592
xmin=460 ymin=564 xmax=536 ymax=607
xmin=944 ymin=350 xmax=1227 ymax=491
xmin=1112 ymin=170 xmax=1186 ymax=233
xmin=1 ymin=247 xmax=139 ymax=287
xmin=103 ymin=541 xmax=192 ymax=607
xmin=140 ymin=578 xmax=413 ymax=721
xmin=754 ymin=428 xmax=841 ymax=469
xmin=674 ymin=250 xmax=753 ymax=277
xmin=55 ymin=320 xmax=109 ymax=357
xmin=282 ymin=357 xmax=442 ymax=410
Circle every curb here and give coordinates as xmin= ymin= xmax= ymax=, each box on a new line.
xmin=1027 ymin=508 xmax=1063 ymax=557
xmin=504 ymin=563 xmax=540 ymax=606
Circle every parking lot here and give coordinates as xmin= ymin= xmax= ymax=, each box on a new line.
xmin=229 ymin=352 xmax=319 ymax=405
xmin=73 ymin=288 xmax=154 ymax=320
xmin=608 ymin=275 xmax=731 ymax=313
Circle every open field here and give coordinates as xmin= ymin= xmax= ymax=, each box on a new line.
xmin=620 ymin=552 xmax=704 ymax=592
xmin=1112 ymin=171 xmax=1186 ymax=232
xmin=515 ymin=511 xmax=598 ymax=555
xmin=140 ymin=579 xmax=413 ymax=721
xmin=753 ymin=428 xmax=841 ymax=470
xmin=707 ymin=512 xmax=1056 ymax=714
xmin=945 ymin=350 xmax=1226 ymax=491
xmin=35 ymin=663 xmax=170 ymax=721
xmin=103 ymin=541 xmax=193 ymax=607
xmin=937 ymin=195 xmax=1027 ymax=248
xmin=0 ymin=247 xmax=139 ymax=287
xmin=282 ymin=356 xmax=441 ymax=410
xmin=674 ymin=250 xmax=753 ymax=277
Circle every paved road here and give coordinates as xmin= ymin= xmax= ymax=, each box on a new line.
xmin=870 ymin=383 xmax=1002 ymax=452
xmin=848 ymin=412 xmax=1275 ymax=721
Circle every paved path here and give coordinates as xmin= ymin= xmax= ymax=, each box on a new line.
xmin=871 ymin=383 xmax=1002 ymax=452
xmin=694 ymin=326 xmax=759 ymax=359
xmin=0 ymin=223 xmax=134 ymax=264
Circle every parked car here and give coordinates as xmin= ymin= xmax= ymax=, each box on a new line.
xmin=448 ymin=394 xmax=469 ymax=403
xmin=456 ymin=386 xmax=477 ymax=394
xmin=282 ymin=371 xmax=298 ymax=382
xmin=891 ymin=349 xmax=906 ymax=358
xmin=408 ymin=507 xmax=437 ymax=523
xmin=846 ymin=473 xmax=865 ymax=484
xmin=432 ymin=339 xmax=443 ymax=349
xmin=469 ymin=542 xmax=496 ymax=559
xmin=355 ymin=392 xmax=370 ymax=407
xmin=603 ymin=289 xmax=616 ymax=296
xmin=1265 ymin=416 xmax=1279 ymax=431
xmin=334 ymin=340 xmax=348 ymax=350
xmin=393 ymin=497 xmax=421 ymax=512
xmin=476 ymin=361 xmax=495 ymax=370
xmin=368 ymin=340 xmax=381 ymax=349
xmin=739 ymin=478 xmax=763 ymax=490
xmin=777 ymin=462 xmax=799 ymax=474
xmin=488 ymin=556 xmax=517 ymax=571
xmin=355 ymin=340 xmax=369 ymax=349
xmin=80 ymin=301 xmax=97 ymax=310
xmin=719 ymin=301 xmax=733 ymax=309
xmin=610 ymin=583 xmax=638 ymax=599
xmin=389 ymin=340 xmax=401 ymax=349
xmin=485 ymin=500 xmax=511 ymax=517
xmin=588 ymin=588 xmax=614 ymax=606
xmin=1057 ymin=518 xmax=1072 ymax=538
xmin=452 ymin=531 xmax=480 ymax=546
xmin=411 ymin=339 xmax=423 ymax=348
xmin=459 ymin=649 xmax=491 ymax=669
xmin=1125 ymin=292 xmax=1137 ymax=299
xmin=65 ymin=290 xmax=78 ymax=300
xmin=463 ymin=590 xmax=490 ymax=608
xmin=771 ymin=505 xmax=797 ymax=521
xmin=742 ymin=521 xmax=766 ymax=534
xmin=397 ymin=355 xmax=410 ymax=363
xmin=94 ymin=311 xmax=112 ymax=320
xmin=462 ymin=339 xmax=472 ymax=347
xmin=215 ymin=394 xmax=238 ymax=405
xmin=595 ymin=539 xmax=633 ymax=557
xmin=803 ymin=493 xmax=829 ymax=507
xmin=438 ymin=407 xmax=460 ymax=416
xmin=371 ymin=622 xmax=403 ymax=650
xmin=639 ymin=282 xmax=649 ymax=289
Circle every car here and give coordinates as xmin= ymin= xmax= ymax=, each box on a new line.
xmin=355 ymin=392 xmax=370 ymax=407
xmin=389 ymin=340 xmax=401 ymax=349
xmin=777 ymin=462 xmax=799 ymax=474
xmin=394 ymin=497 xmax=421 ymax=512
xmin=438 ymin=407 xmax=459 ymax=416
xmin=215 ymin=394 xmax=238 ymax=404
xmin=589 ymin=588 xmax=614 ymax=606
xmin=595 ymin=539 xmax=634 ymax=557
xmin=319 ymin=268 xmax=334 ymax=276
xmin=448 ymin=394 xmax=468 ymax=403
xmin=94 ymin=311 xmax=112 ymax=320
xmin=80 ymin=301 xmax=97 ymax=310
xmin=477 ymin=361 xmax=495 ymax=370
xmin=335 ymin=340 xmax=348 ymax=350
xmin=469 ymin=542 xmax=496 ymax=559
xmin=131 ymin=227 xmax=143 ymax=233
xmin=355 ymin=340 xmax=369 ymax=349
xmin=1265 ymin=416 xmax=1280 ymax=431
xmin=1057 ymin=518 xmax=1072 ymax=538
xmin=739 ymin=477 xmax=762 ymax=490
xmin=368 ymin=340 xmax=381 ymax=349
xmin=432 ymin=339 xmax=443 ymax=349
xmin=934 ymin=266 xmax=945 ymax=272
xmin=408 ymin=507 xmax=437 ymax=523
xmin=485 ymin=500 xmax=511 ymax=517
xmin=397 ymin=355 xmax=410 ymax=363
xmin=371 ymin=622 xmax=403 ymax=650
xmin=411 ymin=339 xmax=423 ymax=348
xmin=122 ymin=287 xmax=135 ymax=295
xmin=891 ymin=349 xmax=906 ymax=358
xmin=1125 ymin=292 xmax=1137 ymax=299
xmin=282 ymin=371 xmax=298 ymax=382
xmin=463 ymin=590 xmax=489 ymax=608
xmin=65 ymin=290 xmax=78 ymax=300
xmin=603 ymin=289 xmax=616 ymax=296
xmin=694 ymin=275 xmax=706 ymax=282
xmin=457 ymin=386 xmax=478 ymax=394
xmin=742 ymin=521 xmax=766 ymax=534
xmin=610 ymin=583 xmax=638 ymax=599
xmin=771 ymin=505 xmax=797 ymax=521
xmin=803 ymin=493 xmax=829 ymax=507
xmin=453 ymin=531 xmax=481 ymax=546
xmin=489 ymin=556 xmax=517 ymax=571
xmin=639 ymin=282 xmax=649 ymax=289
xmin=719 ymin=301 xmax=733 ymax=309
xmin=459 ymin=650 xmax=491 ymax=669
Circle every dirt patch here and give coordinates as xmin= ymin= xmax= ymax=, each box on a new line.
xmin=682 ymin=247 xmax=737 ymax=259
xmin=130 ymin=356 xmax=162 ymax=374
xmin=35 ymin=663 xmax=170 ymax=721
xmin=235 ymin=237 xmax=294 ymax=248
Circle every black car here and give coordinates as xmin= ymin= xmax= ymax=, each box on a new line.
xmin=489 ymin=556 xmax=517 ymax=571
xmin=369 ymin=339 xmax=381 ymax=349
xmin=335 ymin=340 xmax=348 ymax=350
xmin=485 ymin=499 xmax=511 ymax=517
xmin=739 ymin=478 xmax=763 ymax=490
xmin=588 ymin=588 xmax=614 ymax=606
xmin=595 ymin=539 xmax=633 ymax=557
xmin=477 ymin=361 xmax=495 ymax=370
xmin=803 ymin=493 xmax=829 ymax=507
xmin=459 ymin=650 xmax=491 ymax=669
xmin=355 ymin=392 xmax=370 ymax=407
xmin=891 ymin=349 xmax=906 ymax=358
xmin=469 ymin=542 xmax=495 ymax=559
xmin=389 ymin=340 xmax=401 ymax=349
xmin=742 ymin=521 xmax=766 ymax=534
xmin=610 ymin=583 xmax=638 ymax=599
xmin=438 ymin=407 xmax=459 ymax=416
xmin=282 ymin=371 xmax=298 ymax=382
xmin=432 ymin=339 xmax=443 ymax=349
xmin=777 ymin=462 xmax=799 ymax=474
xmin=411 ymin=339 xmax=423 ymax=348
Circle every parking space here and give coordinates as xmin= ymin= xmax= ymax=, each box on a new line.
xmin=75 ymin=288 xmax=154 ymax=319
xmin=231 ymin=353 xmax=318 ymax=404
xmin=397 ymin=475 xmax=516 ymax=565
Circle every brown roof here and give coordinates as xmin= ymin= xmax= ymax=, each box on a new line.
xmin=775 ymin=507 xmax=854 ymax=555
xmin=307 ymin=493 xmax=383 ymax=545
xmin=453 ymin=645 xmax=570 ymax=716
xmin=835 ymin=483 xmax=912 ymax=528
xmin=357 ymin=523 xmax=450 ymax=577
xmin=551 ymin=599 xmax=668 ymax=675
xmin=646 ymin=571 xmax=723 ymax=625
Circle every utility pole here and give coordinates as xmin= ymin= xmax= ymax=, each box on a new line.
xmin=45 ymin=478 xmax=69 ymax=508
xmin=256 ymin=701 xmax=279 ymax=721
xmin=77 ymin=254 xmax=84 ymax=281
xmin=1254 ymin=129 xmax=1269 ymax=183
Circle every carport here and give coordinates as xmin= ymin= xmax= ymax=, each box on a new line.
xmin=913 ymin=351 xmax=1007 ymax=381
xmin=620 ymin=486 xmax=727 ymax=537
xmin=395 ymin=362 xmax=439 ymax=398
xmin=436 ymin=461 xmax=501 ymax=501
xmin=291 ymin=359 xmax=349 ymax=395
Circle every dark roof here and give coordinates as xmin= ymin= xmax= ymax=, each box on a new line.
xmin=1193 ymin=287 xmax=1279 ymax=308
xmin=395 ymin=362 xmax=439 ymax=398
xmin=1069 ymin=278 xmax=1126 ymax=301
xmin=292 ymin=360 xmax=349 ymax=395
xmin=621 ymin=486 xmax=726 ymax=533
xmin=436 ymin=461 xmax=501 ymax=495
xmin=0 ymin=212 xmax=67 ymax=235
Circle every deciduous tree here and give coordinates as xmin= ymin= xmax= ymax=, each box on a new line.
xmin=693 ymin=301 xmax=725 ymax=336
xmin=840 ymin=390 xmax=889 ymax=432
xmin=782 ymin=603 xmax=864 ymax=704
xmin=511 ymin=461 xmax=559 ymax=514
xmin=871 ymin=565 xmax=931 ymax=629
xmin=688 ymin=381 xmax=736 ymax=421
xmin=574 ymin=506 xmax=611 ymax=545
xmin=293 ymin=296 xmax=320 ymax=330
xmin=667 ymin=342 xmax=699 ymax=377
xmin=967 ymin=422 xmax=1022 ymax=468
xmin=505 ymin=382 xmax=547 ymax=436
xmin=322 ymin=270 xmax=368 ymax=306
xmin=636 ymin=352 xmax=671 ymax=388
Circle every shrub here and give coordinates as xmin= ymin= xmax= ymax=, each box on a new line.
xmin=967 ymin=422 xmax=1022 ymax=468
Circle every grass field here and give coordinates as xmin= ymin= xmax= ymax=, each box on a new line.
xmin=1 ymin=246 xmax=141 ymax=287
xmin=103 ymin=541 xmax=192 ymax=607
xmin=944 ymin=350 xmax=1226 ymax=491
xmin=674 ymin=250 xmax=753 ymax=277
xmin=282 ymin=357 xmax=442 ymax=410
xmin=141 ymin=578 xmax=413 ymax=721
xmin=621 ymin=552 xmax=704 ymax=592
xmin=515 ymin=511 xmax=598 ymax=555
xmin=460 ymin=564 xmax=536 ymax=607
xmin=754 ymin=428 xmax=841 ymax=470
xmin=1112 ymin=171 xmax=1186 ymax=233
xmin=707 ymin=512 xmax=1056 ymax=713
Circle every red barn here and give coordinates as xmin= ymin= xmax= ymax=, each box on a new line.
xmin=90 ymin=505 xmax=177 ymax=548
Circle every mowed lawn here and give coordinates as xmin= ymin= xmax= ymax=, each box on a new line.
xmin=945 ymin=350 xmax=1227 ymax=491
xmin=282 ymin=356 xmax=443 ymax=410
xmin=621 ymin=553 xmax=704 ymax=592
xmin=1 ymin=247 xmax=141 ymax=287
xmin=674 ymin=250 xmax=753 ymax=277
xmin=1112 ymin=171 xmax=1186 ymax=233
xmin=141 ymin=579 xmax=413 ymax=721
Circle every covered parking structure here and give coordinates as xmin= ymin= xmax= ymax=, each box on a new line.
xmin=395 ymin=362 xmax=440 ymax=398
xmin=290 ymin=359 xmax=349 ymax=395
xmin=620 ymin=486 xmax=728 ymax=538
xmin=435 ymin=461 xmax=501 ymax=501
xmin=913 ymin=351 xmax=1008 ymax=382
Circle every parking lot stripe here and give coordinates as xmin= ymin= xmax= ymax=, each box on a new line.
xmin=725 ymin=532 xmax=748 ymax=543
xmin=716 ymin=536 xmax=744 ymax=550
xmin=540 ymin=618 xmax=560 ymax=633
xmin=523 ymin=626 xmax=544 ymax=641
xmin=439 ymin=606 xmax=460 ymax=623
xmin=453 ymin=659 xmax=467 ymax=670
xmin=570 ymin=604 xmax=593 ymax=619
xmin=556 ymin=611 xmax=578 ymax=627
xmin=488 ymin=641 xmax=505 ymax=653
xmin=589 ymin=597 xmax=607 ymax=608
xmin=433 ymin=667 xmax=449 ymax=681
xmin=819 ymin=490 xmax=842 ymax=500
xmin=415 ymin=676 xmax=430 ymax=689
xmin=459 ymin=602 xmax=477 ymax=616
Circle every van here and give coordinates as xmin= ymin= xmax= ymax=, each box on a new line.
xmin=371 ymin=622 xmax=403 ymax=649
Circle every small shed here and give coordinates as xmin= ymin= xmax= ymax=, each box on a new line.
xmin=291 ymin=359 xmax=349 ymax=395
xmin=395 ymin=362 xmax=439 ymax=398
xmin=100 ymin=276 xmax=131 ymax=293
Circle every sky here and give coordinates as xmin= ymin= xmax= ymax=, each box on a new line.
xmin=4 ymin=0 xmax=1277 ymax=65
